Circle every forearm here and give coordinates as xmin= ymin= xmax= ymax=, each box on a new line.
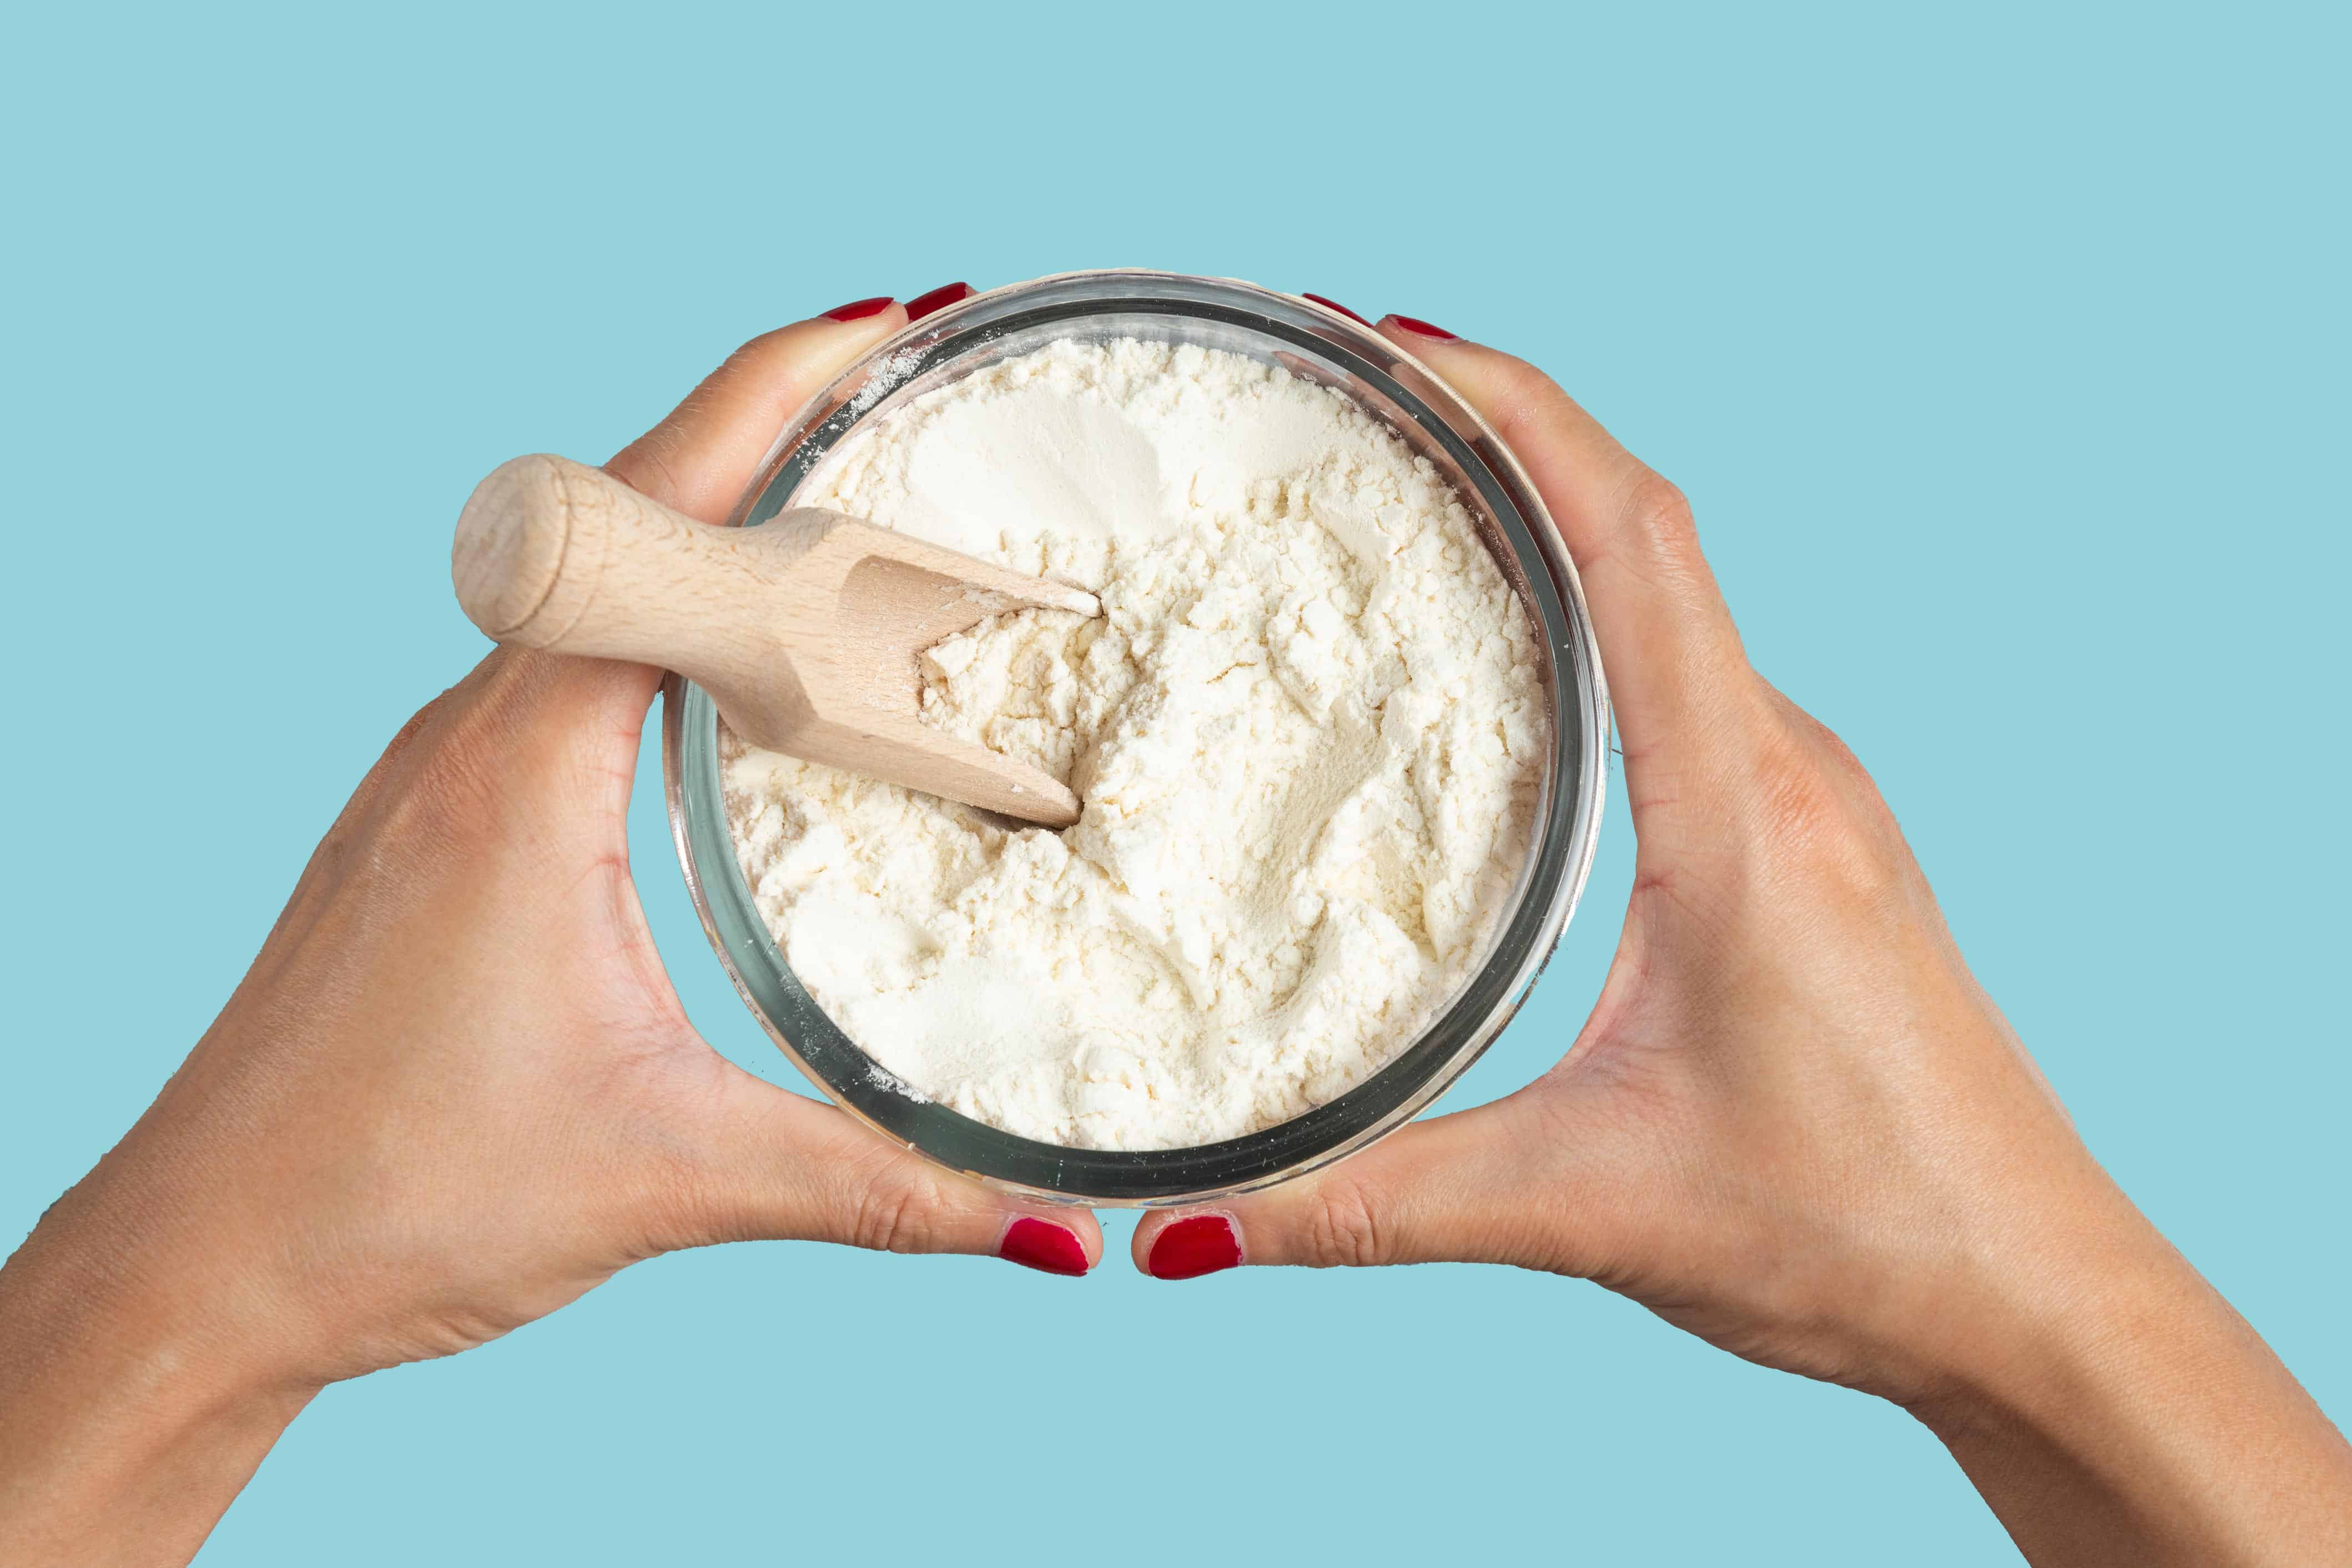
xmin=1912 ymin=1205 xmax=2352 ymax=1566
xmin=0 ymin=1176 xmax=316 ymax=1568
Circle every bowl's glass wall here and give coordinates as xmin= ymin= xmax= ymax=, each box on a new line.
xmin=666 ymin=272 xmax=1606 ymax=1204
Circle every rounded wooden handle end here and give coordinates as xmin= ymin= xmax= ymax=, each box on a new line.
xmin=452 ymin=454 xmax=590 ymax=644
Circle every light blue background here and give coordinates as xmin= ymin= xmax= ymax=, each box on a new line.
xmin=4 ymin=3 xmax=2345 ymax=1562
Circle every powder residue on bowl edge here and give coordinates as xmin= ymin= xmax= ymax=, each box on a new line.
xmin=722 ymin=339 xmax=1544 ymax=1150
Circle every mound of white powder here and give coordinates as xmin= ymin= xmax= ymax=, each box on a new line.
xmin=722 ymin=339 xmax=1544 ymax=1149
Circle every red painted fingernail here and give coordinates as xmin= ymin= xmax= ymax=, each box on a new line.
xmin=1389 ymin=315 xmax=1459 ymax=341
xmin=1147 ymin=1214 xmax=1241 ymax=1280
xmin=1303 ymin=293 xmax=1371 ymax=326
xmin=822 ymin=295 xmax=896 ymax=322
xmin=906 ymin=281 xmax=976 ymax=322
xmin=999 ymin=1216 xmax=1089 ymax=1277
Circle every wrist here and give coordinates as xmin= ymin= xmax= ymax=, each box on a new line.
xmin=1 ymin=1148 xmax=325 ymax=1412
xmin=1890 ymin=1192 xmax=2352 ymax=1564
xmin=1 ymin=1175 xmax=319 ymax=1566
xmin=1823 ymin=1164 xmax=2182 ymax=1418
xmin=1898 ymin=1203 xmax=2185 ymax=1436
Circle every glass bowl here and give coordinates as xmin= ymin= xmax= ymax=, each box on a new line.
xmin=662 ymin=270 xmax=1608 ymax=1207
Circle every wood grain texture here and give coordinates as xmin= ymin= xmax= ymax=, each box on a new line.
xmin=452 ymin=454 xmax=1099 ymax=826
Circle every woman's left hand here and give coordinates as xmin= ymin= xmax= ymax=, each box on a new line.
xmin=0 ymin=295 xmax=1100 ymax=1568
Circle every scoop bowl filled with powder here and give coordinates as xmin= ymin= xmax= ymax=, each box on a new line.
xmin=663 ymin=272 xmax=1608 ymax=1204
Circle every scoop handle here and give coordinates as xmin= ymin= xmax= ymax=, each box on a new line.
xmin=451 ymin=455 xmax=785 ymax=681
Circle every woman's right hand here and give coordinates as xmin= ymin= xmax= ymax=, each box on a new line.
xmin=1135 ymin=311 xmax=2352 ymax=1566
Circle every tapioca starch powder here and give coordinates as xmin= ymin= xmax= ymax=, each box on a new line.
xmin=722 ymin=338 xmax=1543 ymax=1150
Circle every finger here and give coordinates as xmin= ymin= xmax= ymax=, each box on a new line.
xmin=1130 ymin=1093 xmax=1619 ymax=1279
xmin=1374 ymin=318 xmax=1755 ymax=770
xmin=607 ymin=297 xmax=909 ymax=521
xmin=677 ymin=1066 xmax=1104 ymax=1278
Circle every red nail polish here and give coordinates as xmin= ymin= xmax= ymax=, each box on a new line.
xmin=999 ymin=1216 xmax=1089 ymax=1276
xmin=1389 ymin=315 xmax=1459 ymax=341
xmin=1302 ymin=293 xmax=1371 ymax=326
xmin=822 ymin=295 xmax=896 ymax=322
xmin=1147 ymin=1214 xmax=1241 ymax=1280
xmin=906 ymin=281 xmax=976 ymax=323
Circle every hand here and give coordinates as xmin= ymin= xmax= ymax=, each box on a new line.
xmin=1132 ymin=314 xmax=2352 ymax=1565
xmin=0 ymin=296 xmax=1101 ymax=1568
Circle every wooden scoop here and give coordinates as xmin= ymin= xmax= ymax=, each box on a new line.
xmin=451 ymin=454 xmax=1099 ymax=826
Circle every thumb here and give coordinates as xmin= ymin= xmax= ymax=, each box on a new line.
xmin=606 ymin=298 xmax=911 ymax=522
xmin=671 ymin=1067 xmax=1104 ymax=1277
xmin=1131 ymin=1093 xmax=1609 ymax=1279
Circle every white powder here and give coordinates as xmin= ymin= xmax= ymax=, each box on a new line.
xmin=722 ymin=339 xmax=1544 ymax=1150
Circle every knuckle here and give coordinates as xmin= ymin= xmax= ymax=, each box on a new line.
xmin=369 ymin=693 xmax=531 ymax=858
xmin=341 ymin=693 xmax=451 ymax=823
xmin=1742 ymin=730 xmax=1901 ymax=897
xmin=851 ymin=1166 xmax=945 ymax=1256
xmin=1762 ymin=684 xmax=1876 ymax=790
xmin=1301 ymin=1178 xmax=1388 ymax=1268
xmin=377 ymin=695 xmax=444 ymax=772
xmin=1746 ymin=734 xmax=1842 ymax=841
xmin=1485 ymin=359 xmax=1593 ymax=457
xmin=727 ymin=326 xmax=788 ymax=367
xmin=1806 ymin=716 xmax=1878 ymax=793
xmin=399 ymin=715 xmax=508 ymax=836
xmin=1488 ymin=354 xmax=1574 ymax=421
xmin=1619 ymin=470 xmax=1698 ymax=552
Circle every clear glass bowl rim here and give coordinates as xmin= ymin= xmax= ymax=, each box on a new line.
xmin=661 ymin=269 xmax=1610 ymax=1207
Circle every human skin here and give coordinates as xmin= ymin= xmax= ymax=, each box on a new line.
xmin=0 ymin=296 xmax=2345 ymax=1568
xmin=0 ymin=298 xmax=1102 ymax=1568
xmin=1133 ymin=312 xmax=2352 ymax=1565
